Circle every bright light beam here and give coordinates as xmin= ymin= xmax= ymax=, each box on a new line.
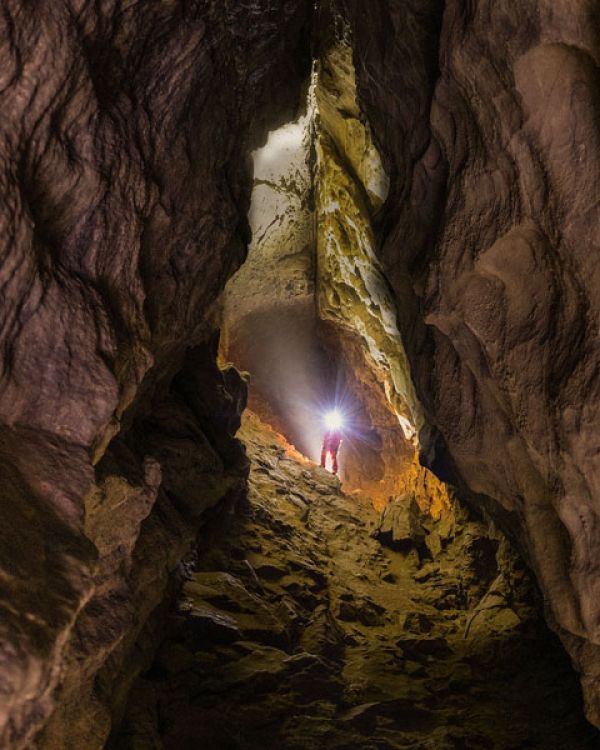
xmin=324 ymin=409 xmax=343 ymax=430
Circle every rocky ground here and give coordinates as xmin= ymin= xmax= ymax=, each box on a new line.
xmin=112 ymin=413 xmax=599 ymax=750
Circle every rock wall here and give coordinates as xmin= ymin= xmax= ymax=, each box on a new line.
xmin=0 ymin=2 xmax=312 ymax=746
xmin=339 ymin=0 xmax=600 ymax=724
xmin=2 ymin=0 xmax=599 ymax=741
xmin=314 ymin=40 xmax=450 ymax=509
xmin=221 ymin=51 xmax=438 ymax=506
xmin=315 ymin=42 xmax=423 ymax=444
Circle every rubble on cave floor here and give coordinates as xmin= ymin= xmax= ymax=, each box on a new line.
xmin=113 ymin=412 xmax=598 ymax=750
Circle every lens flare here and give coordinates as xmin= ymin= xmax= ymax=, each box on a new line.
xmin=324 ymin=409 xmax=343 ymax=430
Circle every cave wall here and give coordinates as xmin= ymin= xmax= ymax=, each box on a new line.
xmin=221 ymin=30 xmax=453 ymax=508
xmin=219 ymin=98 xmax=409 ymax=496
xmin=339 ymin=0 xmax=600 ymax=723
xmin=314 ymin=40 xmax=451 ymax=510
xmin=2 ymin=0 xmax=599 ymax=742
xmin=315 ymin=42 xmax=423 ymax=443
xmin=0 ymin=2 xmax=312 ymax=746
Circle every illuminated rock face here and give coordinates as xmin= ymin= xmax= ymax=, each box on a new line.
xmin=314 ymin=43 xmax=449 ymax=508
xmin=339 ymin=0 xmax=600 ymax=723
xmin=315 ymin=43 xmax=423 ymax=444
xmin=112 ymin=413 xmax=598 ymax=748
xmin=0 ymin=2 xmax=311 ymax=747
xmin=221 ymin=51 xmax=437 ymax=505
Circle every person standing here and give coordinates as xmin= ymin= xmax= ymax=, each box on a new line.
xmin=320 ymin=428 xmax=343 ymax=474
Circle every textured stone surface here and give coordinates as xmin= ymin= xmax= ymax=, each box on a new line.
xmin=112 ymin=413 xmax=599 ymax=749
xmin=312 ymin=39 xmax=451 ymax=508
xmin=0 ymin=2 xmax=311 ymax=746
xmin=2 ymin=0 xmax=600 ymax=743
xmin=220 ymin=65 xmax=420 ymax=508
xmin=37 ymin=341 xmax=249 ymax=750
xmin=374 ymin=494 xmax=427 ymax=551
xmin=315 ymin=42 xmax=423 ymax=444
xmin=338 ymin=0 xmax=600 ymax=723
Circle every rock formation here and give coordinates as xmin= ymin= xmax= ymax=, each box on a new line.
xmin=313 ymin=38 xmax=456 ymax=509
xmin=0 ymin=2 xmax=312 ymax=746
xmin=221 ymin=38 xmax=450 ymax=509
xmin=336 ymin=0 xmax=600 ymax=724
xmin=315 ymin=42 xmax=421 ymax=443
xmin=0 ymin=0 xmax=599 ymax=745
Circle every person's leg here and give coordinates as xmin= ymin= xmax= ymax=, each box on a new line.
xmin=320 ymin=446 xmax=327 ymax=468
xmin=332 ymin=449 xmax=338 ymax=474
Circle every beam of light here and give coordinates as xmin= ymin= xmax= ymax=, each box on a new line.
xmin=324 ymin=409 xmax=343 ymax=430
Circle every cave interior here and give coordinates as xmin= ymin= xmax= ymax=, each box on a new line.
xmin=0 ymin=1 xmax=599 ymax=749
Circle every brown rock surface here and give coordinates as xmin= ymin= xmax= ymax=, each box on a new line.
xmin=112 ymin=412 xmax=599 ymax=749
xmin=0 ymin=2 xmax=312 ymax=747
xmin=338 ymin=0 xmax=600 ymax=723
xmin=1 ymin=0 xmax=600 ymax=743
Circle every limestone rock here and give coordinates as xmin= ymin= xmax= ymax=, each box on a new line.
xmin=403 ymin=612 xmax=434 ymax=635
xmin=315 ymin=42 xmax=424 ymax=444
xmin=340 ymin=0 xmax=600 ymax=721
xmin=220 ymin=33 xmax=447 ymax=513
xmin=425 ymin=530 xmax=443 ymax=559
xmin=2 ymin=0 xmax=600 ymax=742
xmin=0 ymin=2 xmax=312 ymax=746
xmin=373 ymin=495 xmax=427 ymax=551
xmin=220 ymin=89 xmax=324 ymax=459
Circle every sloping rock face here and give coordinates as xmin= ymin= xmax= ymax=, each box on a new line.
xmin=0 ymin=2 xmax=312 ymax=747
xmin=338 ymin=0 xmax=600 ymax=723
xmin=112 ymin=413 xmax=598 ymax=749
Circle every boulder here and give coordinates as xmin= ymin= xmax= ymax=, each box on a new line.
xmin=373 ymin=495 xmax=427 ymax=551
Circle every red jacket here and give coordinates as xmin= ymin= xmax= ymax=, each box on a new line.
xmin=323 ymin=430 xmax=342 ymax=451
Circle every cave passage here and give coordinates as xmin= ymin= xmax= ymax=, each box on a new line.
xmin=219 ymin=74 xmax=338 ymax=466
xmin=2 ymin=0 xmax=600 ymax=748
xmin=110 ymin=38 xmax=598 ymax=750
xmin=219 ymin=52 xmax=421 ymax=507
